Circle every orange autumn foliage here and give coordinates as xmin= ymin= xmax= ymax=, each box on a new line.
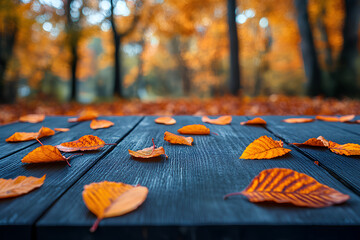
xmin=90 ymin=119 xmax=114 ymax=130
xmin=54 ymin=128 xmax=70 ymax=132
xmin=328 ymin=141 xmax=360 ymax=156
xmin=224 ymin=168 xmax=349 ymax=208
xmin=164 ymin=131 xmax=193 ymax=146
xmin=83 ymin=181 xmax=148 ymax=232
xmin=240 ymin=136 xmax=291 ymax=159
xmin=6 ymin=126 xmax=55 ymax=142
xmin=128 ymin=139 xmax=168 ymax=159
xmin=154 ymin=117 xmax=176 ymax=125
xmin=241 ymin=117 xmax=267 ymax=125
xmin=316 ymin=115 xmax=355 ymax=122
xmin=202 ymin=116 xmax=232 ymax=125
xmin=283 ymin=118 xmax=314 ymax=123
xmin=19 ymin=114 xmax=45 ymax=123
xmin=177 ymin=124 xmax=210 ymax=135
xmin=56 ymin=135 xmax=107 ymax=152
xmin=293 ymin=136 xmax=329 ymax=147
xmin=22 ymin=145 xmax=80 ymax=166
xmin=0 ymin=175 xmax=46 ymax=199
xmin=68 ymin=110 xmax=99 ymax=122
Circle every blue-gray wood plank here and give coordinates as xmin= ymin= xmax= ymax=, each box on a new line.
xmin=260 ymin=116 xmax=360 ymax=195
xmin=36 ymin=116 xmax=360 ymax=240
xmin=0 ymin=116 xmax=143 ymax=240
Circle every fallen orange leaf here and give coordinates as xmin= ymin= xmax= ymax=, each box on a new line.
xmin=164 ymin=131 xmax=193 ymax=146
xmin=22 ymin=144 xmax=81 ymax=167
xmin=54 ymin=128 xmax=70 ymax=132
xmin=316 ymin=115 xmax=355 ymax=122
xmin=202 ymin=115 xmax=232 ymax=125
xmin=224 ymin=168 xmax=349 ymax=208
xmin=177 ymin=124 xmax=210 ymax=135
xmin=6 ymin=126 xmax=55 ymax=142
xmin=240 ymin=117 xmax=267 ymax=125
xmin=240 ymin=136 xmax=291 ymax=159
xmin=283 ymin=118 xmax=314 ymax=123
xmin=0 ymin=175 xmax=46 ymax=199
xmin=128 ymin=139 xmax=168 ymax=159
xmin=90 ymin=119 xmax=114 ymax=129
xmin=83 ymin=181 xmax=148 ymax=232
xmin=292 ymin=136 xmax=329 ymax=147
xmin=155 ymin=117 xmax=176 ymax=125
xmin=19 ymin=114 xmax=45 ymax=123
xmin=68 ymin=110 xmax=99 ymax=122
xmin=328 ymin=141 xmax=360 ymax=156
xmin=56 ymin=135 xmax=108 ymax=152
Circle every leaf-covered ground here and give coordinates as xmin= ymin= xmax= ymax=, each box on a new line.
xmin=1 ymin=95 xmax=360 ymax=125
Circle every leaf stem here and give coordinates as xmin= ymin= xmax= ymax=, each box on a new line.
xmin=211 ymin=132 xmax=219 ymax=136
xmin=105 ymin=143 xmax=117 ymax=146
xmin=36 ymin=138 xmax=44 ymax=146
xmin=90 ymin=218 xmax=101 ymax=232
xmin=64 ymin=153 xmax=83 ymax=167
xmin=223 ymin=192 xmax=243 ymax=200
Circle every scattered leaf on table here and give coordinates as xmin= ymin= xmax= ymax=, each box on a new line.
xmin=56 ymin=135 xmax=106 ymax=152
xmin=54 ymin=128 xmax=70 ymax=132
xmin=6 ymin=126 xmax=55 ymax=142
xmin=292 ymin=136 xmax=329 ymax=147
xmin=240 ymin=117 xmax=267 ymax=125
xmin=83 ymin=181 xmax=148 ymax=232
xmin=202 ymin=115 xmax=232 ymax=125
xmin=22 ymin=145 xmax=80 ymax=166
xmin=155 ymin=117 xmax=176 ymax=125
xmin=164 ymin=131 xmax=193 ymax=146
xmin=19 ymin=114 xmax=45 ymax=123
xmin=0 ymin=175 xmax=46 ymax=199
xmin=129 ymin=139 xmax=168 ymax=159
xmin=178 ymin=124 xmax=210 ymax=135
xmin=316 ymin=115 xmax=355 ymax=122
xmin=240 ymin=136 xmax=291 ymax=159
xmin=68 ymin=110 xmax=99 ymax=122
xmin=328 ymin=141 xmax=360 ymax=156
xmin=224 ymin=168 xmax=350 ymax=208
xmin=90 ymin=119 xmax=114 ymax=129
xmin=283 ymin=118 xmax=314 ymax=123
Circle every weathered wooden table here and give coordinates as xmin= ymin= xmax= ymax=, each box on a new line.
xmin=1 ymin=116 xmax=360 ymax=240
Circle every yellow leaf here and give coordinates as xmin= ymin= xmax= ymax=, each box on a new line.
xmin=240 ymin=136 xmax=291 ymax=159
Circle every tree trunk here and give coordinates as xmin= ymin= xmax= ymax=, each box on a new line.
xmin=294 ymin=0 xmax=323 ymax=97
xmin=69 ymin=42 xmax=78 ymax=101
xmin=227 ymin=0 xmax=241 ymax=96
xmin=334 ymin=0 xmax=360 ymax=97
xmin=113 ymin=34 xmax=122 ymax=97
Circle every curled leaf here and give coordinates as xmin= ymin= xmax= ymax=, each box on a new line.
xmin=56 ymin=135 xmax=106 ymax=152
xmin=128 ymin=139 xmax=168 ymax=159
xmin=6 ymin=126 xmax=55 ymax=142
xmin=177 ymin=124 xmax=210 ymax=135
xmin=68 ymin=110 xmax=98 ymax=122
xmin=54 ymin=128 xmax=70 ymax=132
xmin=19 ymin=114 xmax=45 ymax=123
xmin=90 ymin=119 xmax=114 ymax=129
xmin=155 ymin=117 xmax=176 ymax=125
xmin=292 ymin=136 xmax=329 ymax=147
xmin=241 ymin=117 xmax=267 ymax=125
xmin=164 ymin=131 xmax=193 ymax=146
xmin=283 ymin=118 xmax=314 ymax=123
xmin=22 ymin=145 xmax=80 ymax=166
xmin=224 ymin=168 xmax=350 ymax=208
xmin=0 ymin=175 xmax=46 ymax=199
xmin=328 ymin=141 xmax=360 ymax=156
xmin=82 ymin=181 xmax=148 ymax=232
xmin=240 ymin=136 xmax=291 ymax=159
xmin=202 ymin=116 xmax=232 ymax=125
xmin=316 ymin=115 xmax=355 ymax=122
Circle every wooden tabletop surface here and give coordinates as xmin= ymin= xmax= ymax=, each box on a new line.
xmin=1 ymin=116 xmax=360 ymax=240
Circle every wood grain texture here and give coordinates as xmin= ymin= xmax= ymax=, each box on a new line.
xmin=0 ymin=117 xmax=77 ymax=159
xmin=36 ymin=116 xmax=360 ymax=240
xmin=0 ymin=116 xmax=142 ymax=240
xmin=262 ymin=116 xmax=360 ymax=195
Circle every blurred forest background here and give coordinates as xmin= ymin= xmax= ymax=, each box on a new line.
xmin=0 ymin=0 xmax=360 ymax=122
